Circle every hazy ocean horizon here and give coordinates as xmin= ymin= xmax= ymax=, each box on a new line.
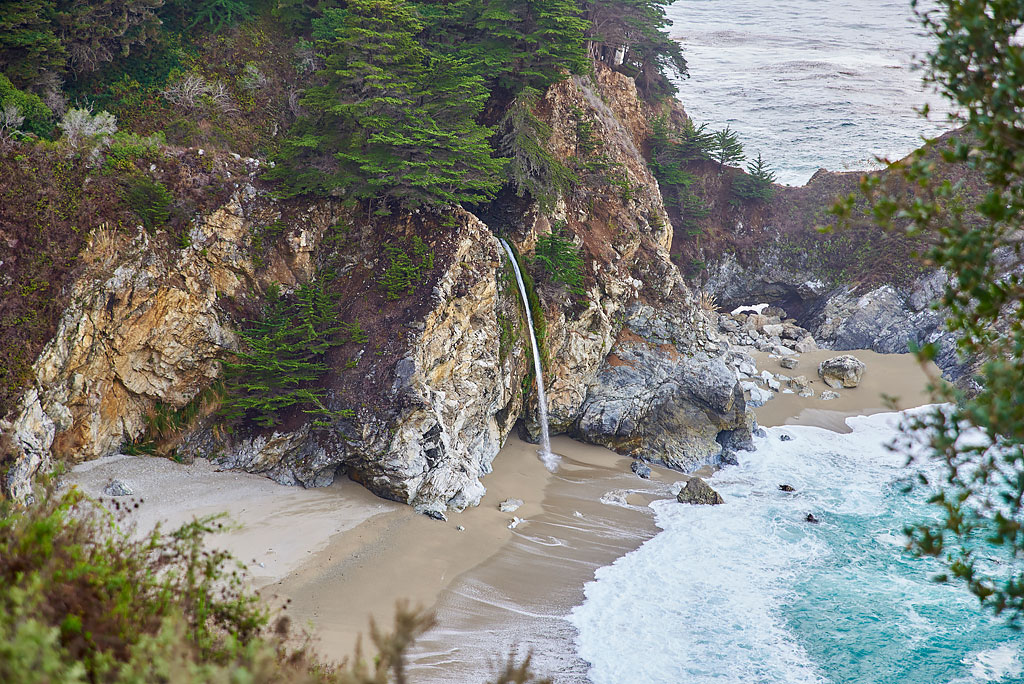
xmin=665 ymin=0 xmax=955 ymax=185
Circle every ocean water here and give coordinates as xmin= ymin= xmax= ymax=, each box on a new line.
xmin=665 ymin=0 xmax=955 ymax=185
xmin=570 ymin=410 xmax=1024 ymax=683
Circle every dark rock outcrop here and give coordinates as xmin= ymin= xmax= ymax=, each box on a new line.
xmin=676 ymin=478 xmax=724 ymax=505
xmin=573 ymin=305 xmax=751 ymax=472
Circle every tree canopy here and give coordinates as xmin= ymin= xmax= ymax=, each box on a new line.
xmin=269 ymin=0 xmax=506 ymax=209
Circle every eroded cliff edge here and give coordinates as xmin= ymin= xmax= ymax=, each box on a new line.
xmin=1 ymin=64 xmax=752 ymax=511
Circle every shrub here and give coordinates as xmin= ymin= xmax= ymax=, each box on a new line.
xmin=58 ymin=108 xmax=117 ymax=151
xmin=730 ymin=153 xmax=777 ymax=204
xmin=0 ymin=73 xmax=53 ymax=137
xmin=377 ymin=237 xmax=435 ymax=300
xmin=534 ymin=227 xmax=585 ymax=295
xmin=122 ymin=175 xmax=172 ymax=231
xmin=221 ymin=281 xmax=359 ymax=429
xmin=0 ymin=481 xmax=268 ymax=681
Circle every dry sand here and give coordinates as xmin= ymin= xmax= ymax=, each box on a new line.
xmin=67 ymin=349 xmax=939 ymax=682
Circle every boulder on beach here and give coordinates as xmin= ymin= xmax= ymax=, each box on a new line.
xmin=630 ymin=461 xmax=652 ymax=479
xmin=779 ymin=484 xmax=795 ymax=492
xmin=676 ymin=478 xmax=724 ymax=505
xmin=818 ymin=355 xmax=866 ymax=388
xmin=498 ymin=498 xmax=523 ymax=513
xmin=779 ymin=357 xmax=799 ymax=370
xmin=820 ymin=390 xmax=840 ymax=401
xmin=789 ymin=375 xmax=814 ymax=398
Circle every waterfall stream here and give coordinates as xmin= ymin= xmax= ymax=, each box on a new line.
xmin=499 ymin=238 xmax=558 ymax=471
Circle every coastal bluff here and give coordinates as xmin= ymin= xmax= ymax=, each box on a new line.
xmin=1 ymin=64 xmax=752 ymax=512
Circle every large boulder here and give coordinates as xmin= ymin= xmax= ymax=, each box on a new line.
xmin=818 ymin=354 xmax=866 ymax=389
xmin=676 ymin=478 xmax=724 ymax=505
xmin=573 ymin=305 xmax=751 ymax=472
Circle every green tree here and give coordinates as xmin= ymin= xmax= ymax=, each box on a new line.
xmin=270 ymin=0 xmax=506 ymax=210
xmin=221 ymin=281 xmax=357 ymax=429
xmin=0 ymin=0 xmax=64 ymax=87
xmin=534 ymin=225 xmax=585 ymax=295
xmin=415 ymin=0 xmax=589 ymax=95
xmin=710 ymin=125 xmax=744 ymax=172
xmin=731 ymin=152 xmax=776 ymax=203
xmin=498 ymin=87 xmax=578 ymax=210
xmin=584 ymin=0 xmax=687 ymax=100
xmin=832 ymin=0 xmax=1024 ymax=623
xmin=0 ymin=0 xmax=163 ymax=86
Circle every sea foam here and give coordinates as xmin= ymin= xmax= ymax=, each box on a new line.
xmin=570 ymin=409 xmax=1023 ymax=684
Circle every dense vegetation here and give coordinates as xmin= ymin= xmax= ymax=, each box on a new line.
xmin=831 ymin=0 xmax=1024 ymax=624
xmin=0 ymin=480 xmax=551 ymax=682
xmin=1 ymin=0 xmax=688 ymax=213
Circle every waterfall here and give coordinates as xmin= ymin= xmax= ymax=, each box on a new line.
xmin=499 ymin=239 xmax=558 ymax=472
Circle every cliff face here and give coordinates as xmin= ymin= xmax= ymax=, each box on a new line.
xmin=663 ymin=131 xmax=989 ymax=382
xmin=2 ymin=65 xmax=753 ymax=510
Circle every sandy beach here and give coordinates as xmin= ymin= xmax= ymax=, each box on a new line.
xmin=67 ymin=348 xmax=938 ymax=682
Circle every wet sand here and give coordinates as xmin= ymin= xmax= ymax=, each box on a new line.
xmin=68 ymin=349 xmax=938 ymax=682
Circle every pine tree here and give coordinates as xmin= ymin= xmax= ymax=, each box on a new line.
xmin=221 ymin=282 xmax=354 ymax=429
xmin=731 ymin=152 xmax=777 ymax=203
xmin=415 ymin=0 xmax=589 ymax=94
xmin=270 ymin=0 xmax=506 ymax=210
xmin=711 ymin=125 xmax=744 ymax=171
xmin=0 ymin=0 xmax=64 ymax=87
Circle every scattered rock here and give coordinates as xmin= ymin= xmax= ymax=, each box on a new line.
xmin=805 ymin=513 xmax=820 ymax=524
xmin=794 ymin=336 xmax=818 ymax=353
xmin=779 ymin=484 xmax=795 ymax=492
xmin=747 ymin=386 xmax=774 ymax=407
xmin=103 ymin=479 xmax=133 ymax=497
xmin=762 ymin=323 xmax=785 ymax=337
xmin=789 ymin=376 xmax=814 ymax=398
xmin=508 ymin=516 xmax=525 ymax=529
xmin=456 ymin=525 xmax=465 ymax=531
xmin=779 ymin=357 xmax=799 ymax=370
xmin=766 ymin=376 xmax=781 ymax=391
xmin=718 ymin=450 xmax=739 ymax=466
xmin=820 ymin=390 xmax=840 ymax=401
xmin=779 ymin=433 xmax=793 ymax=441
xmin=498 ymin=498 xmax=524 ymax=513
xmin=773 ymin=345 xmax=798 ymax=356
xmin=630 ymin=461 xmax=652 ymax=479
xmin=422 ymin=509 xmax=448 ymax=521
xmin=818 ymin=355 xmax=866 ymax=388
xmin=676 ymin=478 xmax=724 ymax=505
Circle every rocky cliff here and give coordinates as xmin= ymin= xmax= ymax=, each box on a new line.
xmin=663 ymin=131 xmax=989 ymax=383
xmin=2 ymin=64 xmax=753 ymax=510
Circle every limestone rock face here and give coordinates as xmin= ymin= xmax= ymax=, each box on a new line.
xmin=573 ymin=305 xmax=750 ymax=471
xmin=2 ymin=185 xmax=333 ymax=498
xmin=676 ymin=478 xmax=724 ymax=505
xmin=340 ymin=212 xmax=519 ymax=514
xmin=818 ymin=355 xmax=866 ymax=388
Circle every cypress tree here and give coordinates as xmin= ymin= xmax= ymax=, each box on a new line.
xmin=270 ymin=0 xmax=505 ymax=210
xmin=221 ymin=282 xmax=355 ymax=429
xmin=711 ymin=125 xmax=745 ymax=172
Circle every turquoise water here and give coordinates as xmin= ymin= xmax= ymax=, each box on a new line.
xmin=571 ymin=410 xmax=1023 ymax=683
